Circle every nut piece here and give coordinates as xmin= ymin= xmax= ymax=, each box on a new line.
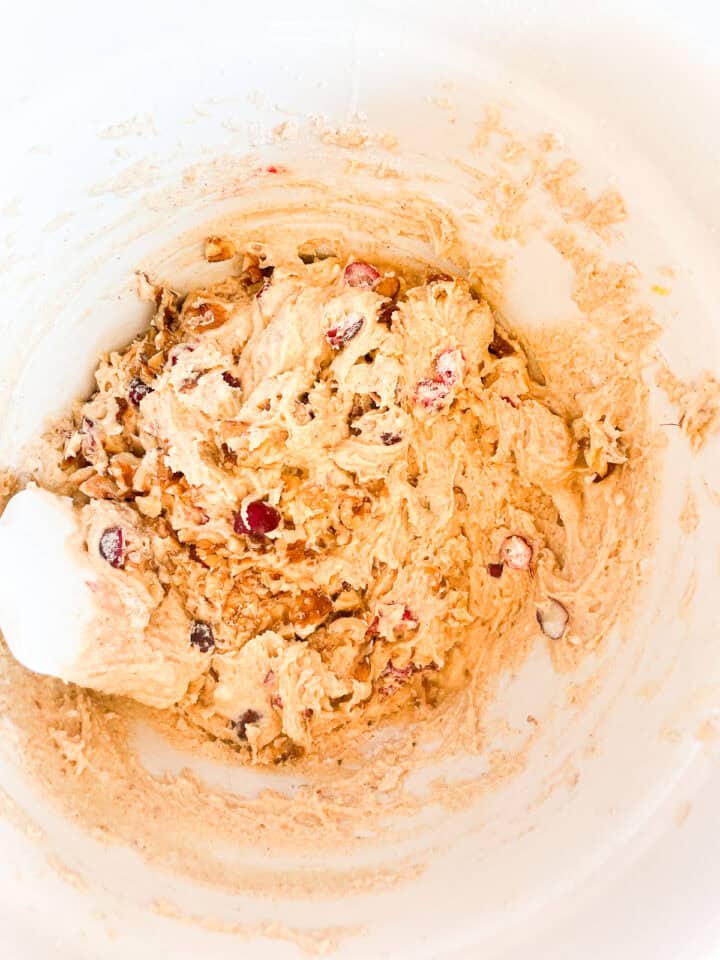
xmin=297 ymin=239 xmax=336 ymax=264
xmin=500 ymin=535 xmax=532 ymax=571
xmin=377 ymin=302 xmax=398 ymax=326
xmin=536 ymin=598 xmax=569 ymax=640
xmin=326 ymin=313 xmax=364 ymax=349
xmin=291 ymin=589 xmax=333 ymax=628
xmin=488 ymin=328 xmax=515 ymax=358
xmin=204 ymin=236 xmax=236 ymax=263
xmin=79 ymin=473 xmax=121 ymax=500
xmin=285 ymin=539 xmax=308 ymax=563
xmin=374 ymin=275 xmax=400 ymax=299
xmin=184 ymin=300 xmax=231 ymax=332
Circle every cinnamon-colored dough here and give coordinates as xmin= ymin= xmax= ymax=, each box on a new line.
xmin=22 ymin=236 xmax=650 ymax=763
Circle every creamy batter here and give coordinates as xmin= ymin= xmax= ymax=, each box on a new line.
xmin=18 ymin=233 xmax=650 ymax=764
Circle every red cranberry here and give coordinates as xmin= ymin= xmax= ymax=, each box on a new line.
xmin=234 ymin=500 xmax=281 ymax=536
xmin=233 ymin=709 xmax=261 ymax=740
xmin=343 ymin=261 xmax=380 ymax=287
xmin=382 ymin=660 xmax=416 ymax=680
xmin=170 ymin=345 xmax=195 ymax=367
xmin=488 ymin=562 xmax=504 ymax=578
xmin=365 ymin=615 xmax=380 ymax=640
xmin=222 ymin=372 xmax=242 ymax=388
xmin=434 ymin=348 xmax=462 ymax=385
xmin=378 ymin=660 xmax=417 ymax=696
xmin=326 ymin=313 xmax=364 ymax=349
xmin=189 ymin=621 xmax=215 ymax=652
xmin=128 ymin=378 xmax=153 ymax=407
xmin=415 ymin=378 xmax=450 ymax=408
xmin=98 ymin=527 xmax=125 ymax=568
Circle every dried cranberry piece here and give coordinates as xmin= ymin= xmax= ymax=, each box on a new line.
xmin=233 ymin=709 xmax=261 ymax=740
xmin=434 ymin=348 xmax=463 ymax=385
xmin=382 ymin=660 xmax=416 ymax=680
xmin=222 ymin=372 xmax=242 ymax=389
xmin=365 ymin=615 xmax=380 ymax=640
xmin=98 ymin=527 xmax=125 ymax=568
xmin=488 ymin=562 xmax=504 ymax=578
xmin=326 ymin=313 xmax=364 ymax=349
xmin=378 ymin=660 xmax=418 ymax=696
xmin=170 ymin=344 xmax=195 ymax=368
xmin=128 ymin=378 xmax=153 ymax=407
xmin=189 ymin=621 xmax=215 ymax=652
xmin=233 ymin=500 xmax=281 ymax=536
xmin=380 ymin=432 xmax=402 ymax=445
xmin=343 ymin=261 xmax=380 ymax=287
xmin=415 ymin=378 xmax=451 ymax=408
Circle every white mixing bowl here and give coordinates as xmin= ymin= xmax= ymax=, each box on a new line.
xmin=0 ymin=1 xmax=719 ymax=957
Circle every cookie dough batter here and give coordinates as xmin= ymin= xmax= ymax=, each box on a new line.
xmin=21 ymin=238 xmax=641 ymax=763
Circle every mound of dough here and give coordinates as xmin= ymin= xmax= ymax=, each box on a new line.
xmin=39 ymin=242 xmax=631 ymax=762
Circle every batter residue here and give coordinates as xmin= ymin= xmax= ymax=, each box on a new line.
xmin=0 ymin=116 xmax=670 ymax=923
